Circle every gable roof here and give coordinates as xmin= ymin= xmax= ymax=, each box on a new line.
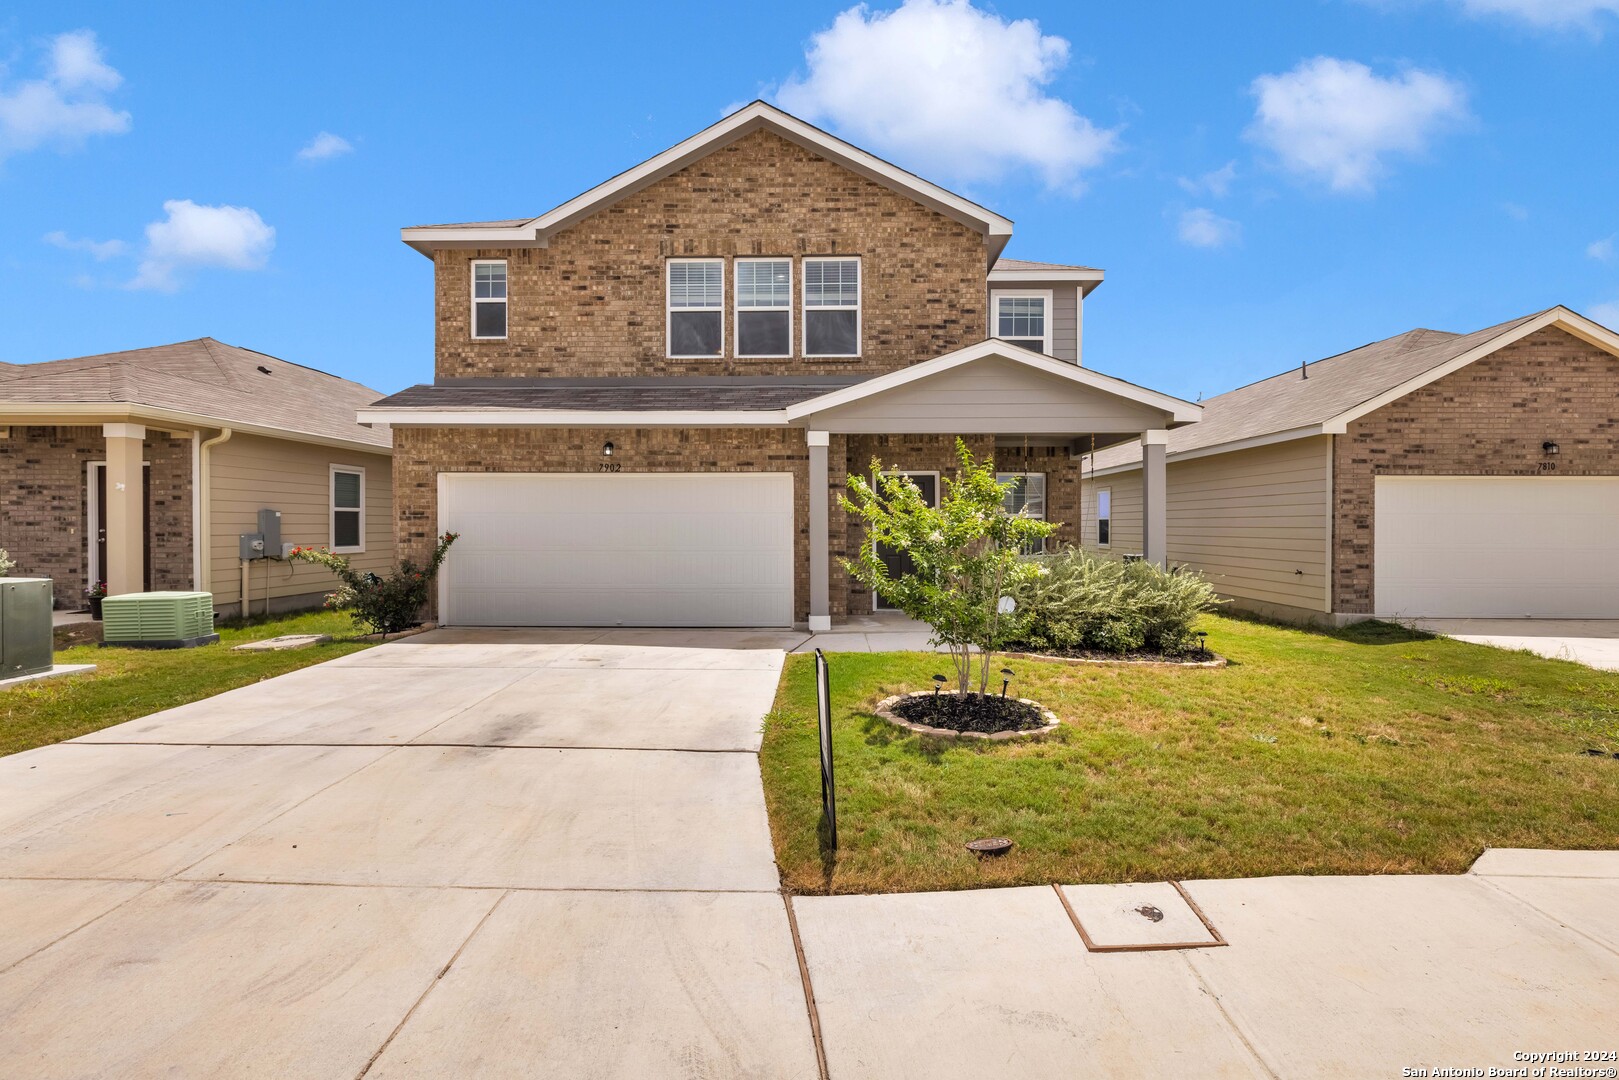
xmin=0 ymin=338 xmax=391 ymax=451
xmin=402 ymin=101 xmax=1014 ymax=263
xmin=1089 ymin=306 xmax=1619 ymax=472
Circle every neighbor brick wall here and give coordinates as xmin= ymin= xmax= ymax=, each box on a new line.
xmin=434 ymin=129 xmax=990 ymax=380
xmin=0 ymin=426 xmax=193 ymax=606
xmin=1333 ymin=326 xmax=1619 ymax=613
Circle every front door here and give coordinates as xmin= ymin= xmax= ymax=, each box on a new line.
xmin=875 ymin=471 xmax=938 ymax=610
xmin=89 ymin=463 xmax=152 ymax=593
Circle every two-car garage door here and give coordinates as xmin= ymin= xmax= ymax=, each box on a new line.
xmin=1375 ymin=476 xmax=1619 ymax=618
xmin=439 ymin=473 xmax=795 ymax=627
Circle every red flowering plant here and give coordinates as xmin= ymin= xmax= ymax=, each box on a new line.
xmin=290 ymin=531 xmax=458 ymax=636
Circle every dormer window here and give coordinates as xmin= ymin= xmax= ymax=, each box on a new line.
xmin=993 ymin=290 xmax=1051 ymax=354
xmin=803 ymin=257 xmax=861 ymax=357
xmin=736 ymin=259 xmax=792 ymax=358
xmin=471 ymin=260 xmax=507 ymax=340
xmin=667 ymin=259 xmax=724 ymax=358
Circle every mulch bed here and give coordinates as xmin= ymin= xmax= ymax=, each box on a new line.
xmin=1002 ymin=646 xmax=1225 ymax=667
xmin=879 ymin=690 xmax=1060 ymax=740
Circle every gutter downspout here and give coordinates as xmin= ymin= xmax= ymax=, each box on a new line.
xmin=198 ymin=427 xmax=233 ymax=608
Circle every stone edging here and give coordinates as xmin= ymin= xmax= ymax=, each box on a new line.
xmin=1000 ymin=650 xmax=1227 ymax=669
xmin=873 ymin=691 xmax=1061 ymax=741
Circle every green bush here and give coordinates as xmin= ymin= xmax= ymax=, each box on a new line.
xmin=290 ymin=532 xmax=457 ymax=636
xmin=1007 ymin=547 xmax=1222 ymax=656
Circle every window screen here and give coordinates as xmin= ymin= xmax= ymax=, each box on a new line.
xmin=736 ymin=259 xmax=791 ymax=357
xmin=668 ymin=260 xmax=724 ymax=357
xmin=804 ymin=258 xmax=860 ymax=356
xmin=996 ymin=295 xmax=1046 ymax=352
xmin=472 ymin=261 xmax=507 ymax=339
xmin=332 ymin=469 xmax=363 ymax=551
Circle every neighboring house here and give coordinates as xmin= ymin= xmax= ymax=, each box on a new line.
xmin=363 ymin=101 xmax=1200 ymax=629
xmin=0 ymin=338 xmax=394 ymax=617
xmin=1082 ymin=307 xmax=1619 ymax=623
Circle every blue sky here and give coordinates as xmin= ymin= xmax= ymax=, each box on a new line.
xmin=2 ymin=0 xmax=1616 ymax=401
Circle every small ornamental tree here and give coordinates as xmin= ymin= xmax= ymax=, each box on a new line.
xmin=291 ymin=531 xmax=458 ymax=636
xmin=843 ymin=439 xmax=1055 ymax=695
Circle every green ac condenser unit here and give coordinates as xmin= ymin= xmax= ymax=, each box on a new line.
xmin=0 ymin=577 xmax=54 ymax=678
xmin=100 ymin=591 xmax=218 ymax=649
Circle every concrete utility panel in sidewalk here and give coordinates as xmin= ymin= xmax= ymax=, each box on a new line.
xmin=1179 ymin=874 xmax=1619 ymax=1077
xmin=184 ymin=745 xmax=781 ymax=891
xmin=367 ymin=891 xmax=819 ymax=1080
xmin=1059 ymin=881 xmax=1221 ymax=948
xmin=0 ymin=881 xmax=500 ymax=1080
xmin=792 ymin=887 xmax=1266 ymax=1079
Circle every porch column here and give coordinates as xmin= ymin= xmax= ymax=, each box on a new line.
xmin=1142 ymin=429 xmax=1168 ymax=568
xmin=103 ymin=422 xmax=146 ymax=596
xmin=807 ymin=430 xmax=832 ymax=632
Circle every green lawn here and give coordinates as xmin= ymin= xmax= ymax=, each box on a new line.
xmin=0 ymin=610 xmax=377 ymax=758
xmin=760 ymin=614 xmax=1619 ymax=895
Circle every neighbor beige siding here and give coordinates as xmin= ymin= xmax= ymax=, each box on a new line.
xmin=207 ymin=434 xmax=392 ymax=615
xmin=1080 ymin=470 xmax=1142 ymax=555
xmin=1083 ymin=436 xmax=1332 ymax=613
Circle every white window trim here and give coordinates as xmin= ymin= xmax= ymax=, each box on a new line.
xmin=998 ymin=471 xmax=1047 ymax=553
xmin=470 ymin=259 xmax=508 ymax=341
xmin=872 ymin=469 xmax=938 ymax=612
xmin=733 ymin=257 xmax=794 ymax=359
xmin=1096 ymin=486 xmax=1112 ymax=548
xmin=666 ymin=257 xmax=726 ymax=359
xmin=330 ymin=464 xmax=366 ymax=554
xmin=991 ymin=288 xmax=1054 ymax=356
xmin=803 ymin=256 xmax=862 ymax=358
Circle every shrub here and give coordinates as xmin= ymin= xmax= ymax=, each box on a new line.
xmin=290 ymin=532 xmax=458 ymax=635
xmin=1008 ymin=547 xmax=1222 ymax=656
xmin=843 ymin=438 xmax=1055 ymax=694
xmin=0 ymin=548 xmax=13 ymax=577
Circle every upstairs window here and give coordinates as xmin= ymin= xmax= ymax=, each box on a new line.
xmin=471 ymin=260 xmax=507 ymax=340
xmin=998 ymin=472 xmax=1047 ymax=553
xmin=330 ymin=466 xmax=365 ymax=553
xmin=994 ymin=291 xmax=1050 ymax=354
xmin=735 ymin=259 xmax=792 ymax=358
xmin=1097 ymin=488 xmax=1111 ymax=547
xmin=667 ymin=259 xmax=724 ymax=357
xmin=803 ymin=258 xmax=861 ymax=357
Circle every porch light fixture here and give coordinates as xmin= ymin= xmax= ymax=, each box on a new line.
xmin=1542 ymin=441 xmax=1559 ymax=456
xmin=602 ymin=441 xmax=614 ymax=457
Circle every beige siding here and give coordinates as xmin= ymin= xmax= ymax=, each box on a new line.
xmin=1082 ymin=436 xmax=1332 ymax=612
xmin=207 ymin=434 xmax=393 ymax=613
xmin=1079 ymin=471 xmax=1142 ymax=555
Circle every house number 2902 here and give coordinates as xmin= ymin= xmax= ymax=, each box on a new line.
xmin=599 ymin=462 xmax=622 ymax=473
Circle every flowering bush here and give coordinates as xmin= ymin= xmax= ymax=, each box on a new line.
xmin=0 ymin=548 xmax=14 ymax=577
xmin=85 ymin=580 xmax=108 ymax=599
xmin=290 ymin=532 xmax=458 ymax=635
xmin=1008 ymin=547 xmax=1222 ymax=656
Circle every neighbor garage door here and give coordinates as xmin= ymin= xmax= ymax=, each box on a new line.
xmin=1375 ymin=476 xmax=1619 ymax=617
xmin=439 ymin=473 xmax=795 ymax=627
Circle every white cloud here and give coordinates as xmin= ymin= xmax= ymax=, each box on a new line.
xmin=1501 ymin=201 xmax=1530 ymax=221
xmin=1452 ymin=0 xmax=1618 ymax=29
xmin=43 ymin=229 xmax=126 ymax=260
xmin=296 ymin=131 xmax=352 ymax=162
xmin=129 ymin=199 xmax=275 ymax=291
xmin=1177 ymin=207 xmax=1241 ymax=248
xmin=1177 ymin=161 xmax=1237 ymax=198
xmin=1591 ymin=299 xmax=1619 ymax=327
xmin=1245 ymin=57 xmax=1469 ymax=194
xmin=0 ymin=30 xmax=130 ymax=160
xmin=774 ymin=0 xmax=1117 ymax=190
xmin=1587 ymin=236 xmax=1615 ymax=261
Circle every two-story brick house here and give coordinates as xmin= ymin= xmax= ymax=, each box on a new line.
xmin=363 ymin=102 xmax=1199 ymax=629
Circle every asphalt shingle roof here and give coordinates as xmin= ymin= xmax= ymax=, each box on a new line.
xmin=0 ymin=338 xmax=391 ymax=448
xmin=370 ymin=376 xmax=864 ymax=412
xmin=992 ymin=258 xmax=1101 ymax=272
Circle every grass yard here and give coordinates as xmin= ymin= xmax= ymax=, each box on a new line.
xmin=760 ymin=614 xmax=1619 ymax=894
xmin=0 ymin=610 xmax=378 ymax=758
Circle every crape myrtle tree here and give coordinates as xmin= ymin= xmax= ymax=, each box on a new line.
xmin=843 ymin=438 xmax=1055 ymax=695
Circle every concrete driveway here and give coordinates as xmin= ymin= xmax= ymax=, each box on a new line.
xmin=1410 ymin=618 xmax=1619 ymax=670
xmin=2 ymin=628 xmax=1617 ymax=1078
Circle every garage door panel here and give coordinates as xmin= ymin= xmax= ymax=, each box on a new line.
xmin=1375 ymin=476 xmax=1619 ymax=618
xmin=440 ymin=473 xmax=794 ymax=627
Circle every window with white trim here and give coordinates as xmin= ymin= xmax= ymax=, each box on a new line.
xmin=330 ymin=466 xmax=365 ymax=553
xmin=667 ymin=259 xmax=724 ymax=357
xmin=1096 ymin=487 xmax=1111 ymax=547
xmin=998 ymin=472 xmax=1047 ymax=553
xmin=735 ymin=259 xmax=792 ymax=358
xmin=803 ymin=257 xmax=860 ymax=357
xmin=471 ymin=260 xmax=507 ymax=340
xmin=993 ymin=291 xmax=1051 ymax=354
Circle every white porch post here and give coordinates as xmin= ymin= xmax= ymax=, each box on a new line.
xmin=1142 ymin=429 xmax=1168 ymax=568
xmin=102 ymin=422 xmax=146 ymax=596
xmin=807 ymin=430 xmax=832 ymax=632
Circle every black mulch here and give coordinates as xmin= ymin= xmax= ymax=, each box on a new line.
xmin=892 ymin=692 xmax=1046 ymax=735
xmin=1009 ymin=645 xmax=1218 ymax=664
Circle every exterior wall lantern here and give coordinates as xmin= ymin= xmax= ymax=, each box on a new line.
xmin=1542 ymin=441 xmax=1560 ymax=456
xmin=602 ymin=441 xmax=614 ymax=457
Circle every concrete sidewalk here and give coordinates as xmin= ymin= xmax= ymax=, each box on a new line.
xmin=1411 ymin=617 xmax=1619 ymax=671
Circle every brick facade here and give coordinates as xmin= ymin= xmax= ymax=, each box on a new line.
xmin=433 ymin=129 xmax=990 ymax=380
xmin=1332 ymin=326 xmax=1619 ymax=613
xmin=0 ymin=425 xmax=193 ymax=606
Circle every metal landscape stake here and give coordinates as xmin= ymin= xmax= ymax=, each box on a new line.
xmin=815 ymin=648 xmax=837 ymax=852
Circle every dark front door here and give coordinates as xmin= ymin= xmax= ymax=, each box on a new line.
xmin=91 ymin=464 xmax=153 ymax=593
xmin=875 ymin=472 xmax=938 ymax=610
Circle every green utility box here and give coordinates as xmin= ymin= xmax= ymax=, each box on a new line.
xmin=100 ymin=591 xmax=219 ymax=649
xmin=0 ymin=577 xmax=54 ymax=678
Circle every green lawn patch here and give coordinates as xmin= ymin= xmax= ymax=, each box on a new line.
xmin=0 ymin=609 xmax=378 ymax=758
xmin=760 ymin=613 xmax=1619 ymax=894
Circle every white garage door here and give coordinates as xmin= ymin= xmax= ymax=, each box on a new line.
xmin=1375 ymin=476 xmax=1619 ymax=618
xmin=439 ymin=473 xmax=795 ymax=627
